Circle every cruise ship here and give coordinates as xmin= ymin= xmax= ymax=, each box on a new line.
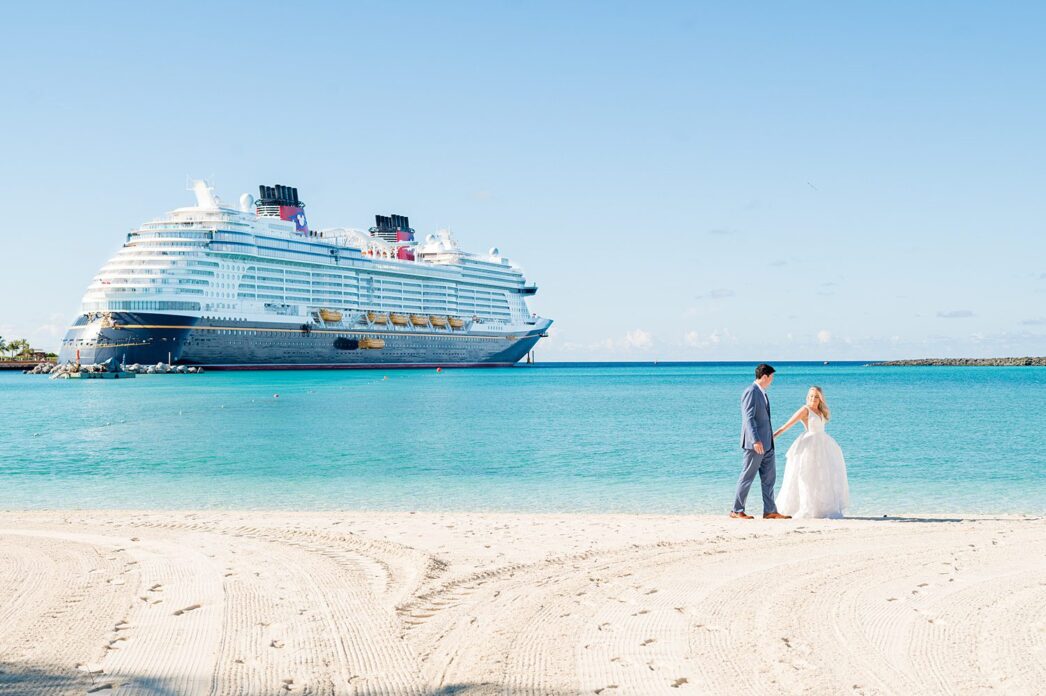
xmin=58 ymin=181 xmax=551 ymax=369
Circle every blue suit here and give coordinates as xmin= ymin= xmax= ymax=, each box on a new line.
xmin=733 ymin=383 xmax=778 ymax=514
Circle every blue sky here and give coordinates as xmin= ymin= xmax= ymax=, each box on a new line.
xmin=1 ymin=1 xmax=1044 ymax=360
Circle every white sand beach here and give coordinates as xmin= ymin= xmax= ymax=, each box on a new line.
xmin=0 ymin=511 xmax=1043 ymax=695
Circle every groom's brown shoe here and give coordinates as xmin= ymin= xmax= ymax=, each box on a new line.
xmin=764 ymin=512 xmax=792 ymax=519
xmin=729 ymin=511 xmax=754 ymax=519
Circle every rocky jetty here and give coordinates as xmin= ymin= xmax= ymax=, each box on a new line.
xmin=871 ymin=357 xmax=1046 ymax=367
xmin=27 ymin=362 xmax=204 ymax=377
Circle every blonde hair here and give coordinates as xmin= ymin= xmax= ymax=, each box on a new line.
xmin=807 ymin=386 xmax=831 ymax=421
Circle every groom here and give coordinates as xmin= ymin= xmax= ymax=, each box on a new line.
xmin=731 ymin=363 xmax=791 ymax=519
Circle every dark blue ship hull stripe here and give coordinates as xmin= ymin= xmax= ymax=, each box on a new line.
xmin=58 ymin=312 xmax=547 ymax=369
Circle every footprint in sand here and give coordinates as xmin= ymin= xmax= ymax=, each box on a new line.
xmin=641 ymin=638 xmax=656 ymax=646
xmin=594 ymin=686 xmax=618 ymax=694
xmin=671 ymin=677 xmax=689 ymax=688
xmin=87 ymin=684 xmax=114 ymax=693
xmin=173 ymin=604 xmax=202 ymax=616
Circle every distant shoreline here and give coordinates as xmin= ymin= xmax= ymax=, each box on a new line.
xmin=871 ymin=357 xmax=1046 ymax=366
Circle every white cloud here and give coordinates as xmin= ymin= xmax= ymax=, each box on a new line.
xmin=683 ymin=328 xmax=735 ymax=349
xmin=817 ymin=329 xmax=832 ymax=344
xmin=568 ymin=329 xmax=655 ymax=354
xmin=623 ymin=328 xmax=653 ymax=350
xmin=2 ymin=313 xmax=68 ymax=353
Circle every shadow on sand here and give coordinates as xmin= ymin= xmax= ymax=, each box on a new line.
xmin=844 ymin=515 xmax=1035 ymax=523
xmin=0 ymin=663 xmax=582 ymax=695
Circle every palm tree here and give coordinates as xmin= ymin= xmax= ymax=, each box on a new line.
xmin=0 ymin=336 xmax=6 ymax=359
xmin=5 ymin=338 xmax=30 ymax=359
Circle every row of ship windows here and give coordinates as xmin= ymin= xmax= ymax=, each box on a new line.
xmin=102 ymin=288 xmax=206 ymax=295
xmin=132 ymin=241 xmax=207 ymax=249
xmin=84 ymin=301 xmax=203 ymax=311
xmin=118 ymin=251 xmax=221 ymax=267
xmin=234 ymin=260 xmax=519 ymax=286
xmin=240 ymin=295 xmax=509 ymax=314
xmin=239 ymin=290 xmax=506 ymax=306
xmin=240 ymin=284 xmax=495 ymax=302
xmin=115 ymin=255 xmax=522 ymax=293
xmin=238 ymin=286 xmax=506 ymax=301
xmin=242 ymin=275 xmax=504 ymax=296
xmin=100 ymin=279 xmax=209 ymax=286
xmin=244 ymin=272 xmax=515 ymax=291
xmin=232 ymin=253 xmax=520 ymax=284
xmin=130 ymin=231 xmax=213 ymax=241
xmin=130 ymin=248 xmax=517 ymax=288
xmin=100 ymin=269 xmax=215 ymax=278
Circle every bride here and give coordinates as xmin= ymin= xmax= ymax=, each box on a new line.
xmin=773 ymin=386 xmax=850 ymax=518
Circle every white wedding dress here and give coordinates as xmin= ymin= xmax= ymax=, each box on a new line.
xmin=776 ymin=408 xmax=849 ymax=518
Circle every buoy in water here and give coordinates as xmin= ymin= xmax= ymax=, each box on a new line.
xmin=436 ymin=367 xmax=442 ymax=373
xmin=273 ymin=394 xmax=279 ymax=399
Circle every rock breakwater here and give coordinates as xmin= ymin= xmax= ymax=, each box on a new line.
xmin=871 ymin=357 xmax=1046 ymax=366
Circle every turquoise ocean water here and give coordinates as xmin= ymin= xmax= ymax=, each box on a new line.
xmin=2 ymin=363 xmax=1043 ymax=514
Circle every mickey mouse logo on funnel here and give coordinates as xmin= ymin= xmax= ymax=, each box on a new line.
xmin=278 ymin=205 xmax=309 ymax=234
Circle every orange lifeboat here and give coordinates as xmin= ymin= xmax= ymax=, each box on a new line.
xmin=368 ymin=312 xmax=389 ymax=324
xmin=319 ymin=309 xmax=343 ymax=323
xmin=448 ymin=317 xmax=465 ymax=329
xmin=390 ymin=313 xmax=408 ymax=326
xmin=429 ymin=315 xmax=448 ymax=327
xmin=410 ymin=315 xmax=429 ymax=327
xmin=359 ymin=337 xmax=386 ymax=349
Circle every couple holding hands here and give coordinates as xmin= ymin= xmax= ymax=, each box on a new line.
xmin=731 ymin=363 xmax=850 ymax=520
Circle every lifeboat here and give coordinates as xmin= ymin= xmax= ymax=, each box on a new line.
xmin=448 ymin=317 xmax=465 ymax=329
xmin=410 ymin=315 xmax=429 ymax=327
xmin=429 ymin=315 xmax=448 ymax=327
xmin=368 ymin=312 xmax=389 ymax=324
xmin=390 ymin=313 xmax=408 ymax=326
xmin=319 ymin=309 xmax=343 ymax=323
xmin=359 ymin=337 xmax=386 ymax=349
